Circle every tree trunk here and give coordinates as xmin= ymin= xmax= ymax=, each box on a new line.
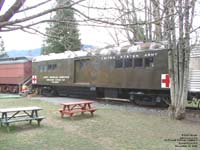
xmin=152 ymin=0 xmax=161 ymax=40
xmin=144 ymin=0 xmax=148 ymax=41
xmin=149 ymin=1 xmax=152 ymax=41
xmin=166 ymin=0 xmax=194 ymax=120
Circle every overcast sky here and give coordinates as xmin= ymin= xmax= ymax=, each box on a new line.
xmin=1 ymin=23 xmax=115 ymax=50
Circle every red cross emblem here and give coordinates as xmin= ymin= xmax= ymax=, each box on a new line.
xmin=161 ymin=74 xmax=170 ymax=88
xmin=32 ymin=75 xmax=37 ymax=84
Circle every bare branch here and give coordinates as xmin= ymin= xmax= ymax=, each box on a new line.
xmin=22 ymin=27 xmax=60 ymax=40
xmin=0 ymin=0 xmax=5 ymax=11
xmin=17 ymin=0 xmax=53 ymax=13
xmin=0 ymin=18 xmax=127 ymax=32
xmin=77 ymin=3 xmax=144 ymax=12
xmin=190 ymin=0 xmax=196 ymax=28
xmin=0 ymin=0 xmax=26 ymax=22
xmin=0 ymin=0 xmax=85 ymax=29
xmin=74 ymin=7 xmax=178 ymax=28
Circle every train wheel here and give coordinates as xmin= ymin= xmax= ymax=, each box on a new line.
xmin=41 ymin=87 xmax=57 ymax=97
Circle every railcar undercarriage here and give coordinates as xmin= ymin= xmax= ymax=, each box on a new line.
xmin=0 ymin=84 xmax=19 ymax=93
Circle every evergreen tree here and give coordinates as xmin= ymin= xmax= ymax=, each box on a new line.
xmin=0 ymin=37 xmax=8 ymax=58
xmin=42 ymin=0 xmax=81 ymax=54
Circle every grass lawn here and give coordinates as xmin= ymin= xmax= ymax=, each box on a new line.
xmin=0 ymin=98 xmax=199 ymax=150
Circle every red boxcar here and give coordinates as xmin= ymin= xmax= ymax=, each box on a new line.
xmin=0 ymin=57 xmax=32 ymax=93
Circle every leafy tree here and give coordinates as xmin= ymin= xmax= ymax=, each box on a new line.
xmin=0 ymin=36 xmax=5 ymax=52
xmin=42 ymin=0 xmax=81 ymax=54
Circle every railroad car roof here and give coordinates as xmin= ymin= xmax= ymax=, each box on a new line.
xmin=0 ymin=56 xmax=32 ymax=64
xmin=33 ymin=42 xmax=166 ymax=62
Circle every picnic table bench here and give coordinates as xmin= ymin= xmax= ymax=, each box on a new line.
xmin=59 ymin=100 xmax=97 ymax=118
xmin=0 ymin=106 xmax=45 ymax=132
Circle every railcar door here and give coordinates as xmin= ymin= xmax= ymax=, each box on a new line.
xmin=74 ymin=59 xmax=91 ymax=83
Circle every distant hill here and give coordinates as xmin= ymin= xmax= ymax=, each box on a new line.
xmin=6 ymin=45 xmax=95 ymax=58
xmin=7 ymin=48 xmax=41 ymax=57
xmin=82 ymin=44 xmax=95 ymax=49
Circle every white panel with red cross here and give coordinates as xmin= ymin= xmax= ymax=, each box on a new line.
xmin=161 ymin=74 xmax=170 ymax=88
xmin=32 ymin=75 xmax=37 ymax=84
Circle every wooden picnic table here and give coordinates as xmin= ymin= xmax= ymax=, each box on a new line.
xmin=0 ymin=106 xmax=45 ymax=132
xmin=59 ymin=100 xmax=97 ymax=118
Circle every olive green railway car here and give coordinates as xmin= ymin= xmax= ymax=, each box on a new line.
xmin=32 ymin=45 xmax=169 ymax=105
xmin=32 ymin=44 xmax=200 ymax=106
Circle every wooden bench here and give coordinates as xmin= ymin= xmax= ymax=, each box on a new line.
xmin=59 ymin=108 xmax=96 ymax=116
xmin=59 ymin=101 xmax=97 ymax=118
xmin=0 ymin=114 xmax=29 ymax=124
xmin=1 ymin=116 xmax=45 ymax=126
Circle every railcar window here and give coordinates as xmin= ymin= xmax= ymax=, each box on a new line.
xmin=115 ymin=59 xmax=123 ymax=68
xmin=52 ymin=64 xmax=57 ymax=70
xmin=134 ymin=58 xmax=143 ymax=67
xmin=124 ymin=58 xmax=133 ymax=68
xmin=45 ymin=64 xmax=57 ymax=71
xmin=79 ymin=60 xmax=89 ymax=69
xmin=44 ymin=66 xmax=48 ymax=72
xmin=39 ymin=66 xmax=43 ymax=72
xmin=80 ymin=61 xmax=84 ymax=68
xmin=47 ymin=64 xmax=52 ymax=71
xmin=144 ymin=57 xmax=154 ymax=67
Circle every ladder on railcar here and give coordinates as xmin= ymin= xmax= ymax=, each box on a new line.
xmin=19 ymin=76 xmax=32 ymax=95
